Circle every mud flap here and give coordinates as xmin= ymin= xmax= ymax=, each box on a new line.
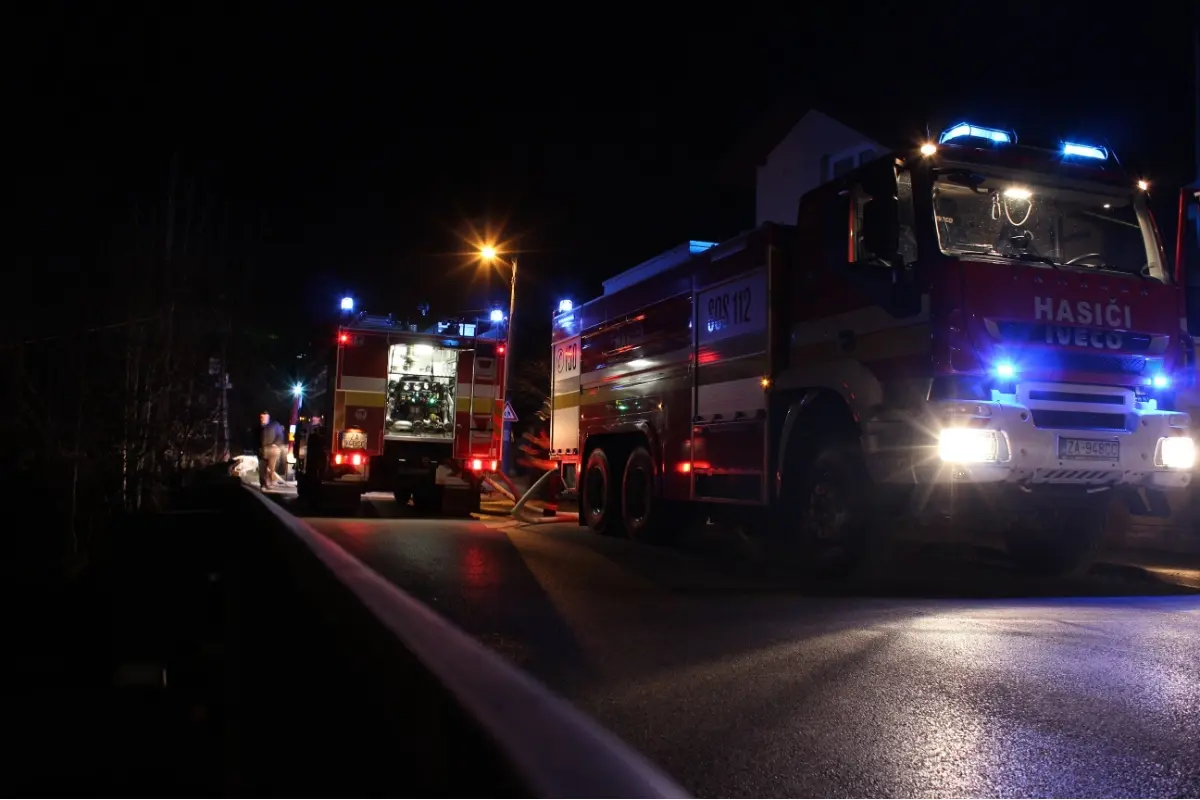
xmin=1121 ymin=486 xmax=1173 ymax=518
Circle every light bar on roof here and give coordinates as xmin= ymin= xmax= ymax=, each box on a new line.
xmin=939 ymin=122 xmax=1013 ymax=145
xmin=1062 ymin=142 xmax=1107 ymax=160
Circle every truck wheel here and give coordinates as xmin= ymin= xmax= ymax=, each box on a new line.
xmin=582 ymin=447 xmax=622 ymax=536
xmin=787 ymin=443 xmax=872 ymax=575
xmin=621 ymin=446 xmax=666 ymax=542
xmin=1003 ymin=505 xmax=1106 ymax=577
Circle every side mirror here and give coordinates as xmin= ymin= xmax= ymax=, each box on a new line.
xmin=861 ymin=195 xmax=899 ymax=261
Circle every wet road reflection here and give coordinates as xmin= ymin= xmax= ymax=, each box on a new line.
xmin=305 ymin=509 xmax=1200 ymax=798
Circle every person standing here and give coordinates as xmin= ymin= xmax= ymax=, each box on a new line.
xmin=259 ymin=411 xmax=286 ymax=490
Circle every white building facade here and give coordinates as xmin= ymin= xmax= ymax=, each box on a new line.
xmin=754 ymin=110 xmax=886 ymax=227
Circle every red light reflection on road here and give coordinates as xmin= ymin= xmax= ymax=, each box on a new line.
xmin=462 ymin=543 xmax=497 ymax=589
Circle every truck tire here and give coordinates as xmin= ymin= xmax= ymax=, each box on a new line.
xmin=785 ymin=443 xmax=872 ymax=575
xmin=1002 ymin=504 xmax=1106 ymax=577
xmin=582 ymin=447 xmax=622 ymax=536
xmin=621 ymin=446 xmax=665 ymax=542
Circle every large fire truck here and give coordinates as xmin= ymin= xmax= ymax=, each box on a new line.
xmin=1179 ymin=186 xmax=1200 ymax=419
xmin=299 ymin=310 xmax=507 ymax=513
xmin=548 ymin=121 xmax=1197 ymax=574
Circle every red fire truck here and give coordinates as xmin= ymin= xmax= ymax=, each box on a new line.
xmin=548 ymin=121 xmax=1196 ymax=574
xmin=302 ymin=310 xmax=507 ymax=513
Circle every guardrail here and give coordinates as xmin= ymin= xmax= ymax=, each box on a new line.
xmin=232 ymin=485 xmax=686 ymax=798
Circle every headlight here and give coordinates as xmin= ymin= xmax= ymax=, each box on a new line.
xmin=1157 ymin=437 xmax=1196 ymax=470
xmin=938 ymin=428 xmax=1002 ymax=464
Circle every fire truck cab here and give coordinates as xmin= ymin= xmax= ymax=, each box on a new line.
xmin=550 ymin=121 xmax=1196 ymax=575
xmin=300 ymin=310 xmax=507 ymax=514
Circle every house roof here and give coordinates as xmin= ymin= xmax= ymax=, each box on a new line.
xmin=716 ymin=93 xmax=929 ymax=188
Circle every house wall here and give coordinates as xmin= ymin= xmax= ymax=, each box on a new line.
xmin=755 ymin=110 xmax=885 ymax=226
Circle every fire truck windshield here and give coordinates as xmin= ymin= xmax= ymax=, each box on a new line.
xmin=931 ymin=167 xmax=1166 ymax=281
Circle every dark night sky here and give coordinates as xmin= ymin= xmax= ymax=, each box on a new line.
xmin=17 ymin=4 xmax=1198 ymax=360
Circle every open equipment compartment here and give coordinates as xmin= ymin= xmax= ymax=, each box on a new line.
xmin=386 ymin=343 xmax=459 ymax=441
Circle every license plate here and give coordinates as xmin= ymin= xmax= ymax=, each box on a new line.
xmin=1058 ymin=437 xmax=1119 ymax=461
xmin=341 ymin=430 xmax=368 ymax=450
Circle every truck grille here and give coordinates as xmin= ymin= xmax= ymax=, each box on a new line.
xmin=1027 ymin=390 xmax=1124 ymax=405
xmin=1045 ymin=352 xmax=1147 ymax=376
xmin=1030 ymin=409 xmax=1129 ymax=432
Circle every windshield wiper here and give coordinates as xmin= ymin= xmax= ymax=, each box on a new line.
xmin=1074 ymin=260 xmax=1148 ymax=279
xmin=995 ymin=252 xmax=1060 ymax=269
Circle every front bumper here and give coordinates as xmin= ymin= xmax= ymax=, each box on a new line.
xmin=919 ymin=382 xmax=1194 ymax=490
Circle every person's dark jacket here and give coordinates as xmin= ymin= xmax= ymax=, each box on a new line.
xmin=261 ymin=420 xmax=286 ymax=450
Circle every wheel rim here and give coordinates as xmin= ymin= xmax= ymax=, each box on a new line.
xmin=626 ymin=463 xmax=650 ymax=525
xmin=585 ymin=466 xmax=606 ymax=518
xmin=806 ymin=470 xmax=847 ymax=541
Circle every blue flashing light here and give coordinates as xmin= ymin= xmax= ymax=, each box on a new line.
xmin=689 ymin=240 xmax=718 ymax=254
xmin=1062 ymin=142 xmax=1107 ymax=160
xmin=489 ymin=308 xmax=505 ymax=323
xmin=340 ymin=296 xmax=355 ymax=312
xmin=557 ymin=299 xmax=574 ymax=313
xmin=1151 ymin=374 xmax=1170 ymax=390
xmin=994 ymin=361 xmax=1016 ymax=380
xmin=939 ymin=122 xmax=1013 ymax=145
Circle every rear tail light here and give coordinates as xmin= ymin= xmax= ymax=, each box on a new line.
xmin=351 ymin=453 xmax=363 ymax=466
xmin=471 ymin=458 xmax=483 ymax=471
xmin=334 ymin=452 xmax=365 ymax=467
xmin=490 ymin=459 xmax=498 ymax=471
xmin=334 ymin=453 xmax=343 ymax=465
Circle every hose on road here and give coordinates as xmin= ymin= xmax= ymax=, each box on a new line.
xmin=512 ymin=469 xmax=578 ymax=524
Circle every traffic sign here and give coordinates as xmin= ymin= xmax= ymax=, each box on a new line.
xmin=502 ymin=402 xmax=519 ymax=422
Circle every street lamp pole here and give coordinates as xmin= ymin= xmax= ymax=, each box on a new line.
xmin=503 ymin=255 xmax=517 ymax=377
xmin=288 ymin=383 xmax=303 ymax=481
xmin=481 ymin=246 xmax=519 ymax=474
xmin=501 ymin=256 xmax=518 ymax=474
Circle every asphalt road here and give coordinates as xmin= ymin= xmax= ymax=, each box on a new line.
xmin=300 ymin=500 xmax=1200 ymax=798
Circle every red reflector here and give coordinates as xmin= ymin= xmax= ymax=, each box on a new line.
xmin=334 ymin=453 xmax=344 ymax=465
xmin=471 ymin=458 xmax=483 ymax=471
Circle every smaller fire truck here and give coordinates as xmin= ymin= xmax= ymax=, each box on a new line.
xmin=549 ymin=121 xmax=1196 ymax=575
xmin=298 ymin=309 xmax=507 ymax=514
